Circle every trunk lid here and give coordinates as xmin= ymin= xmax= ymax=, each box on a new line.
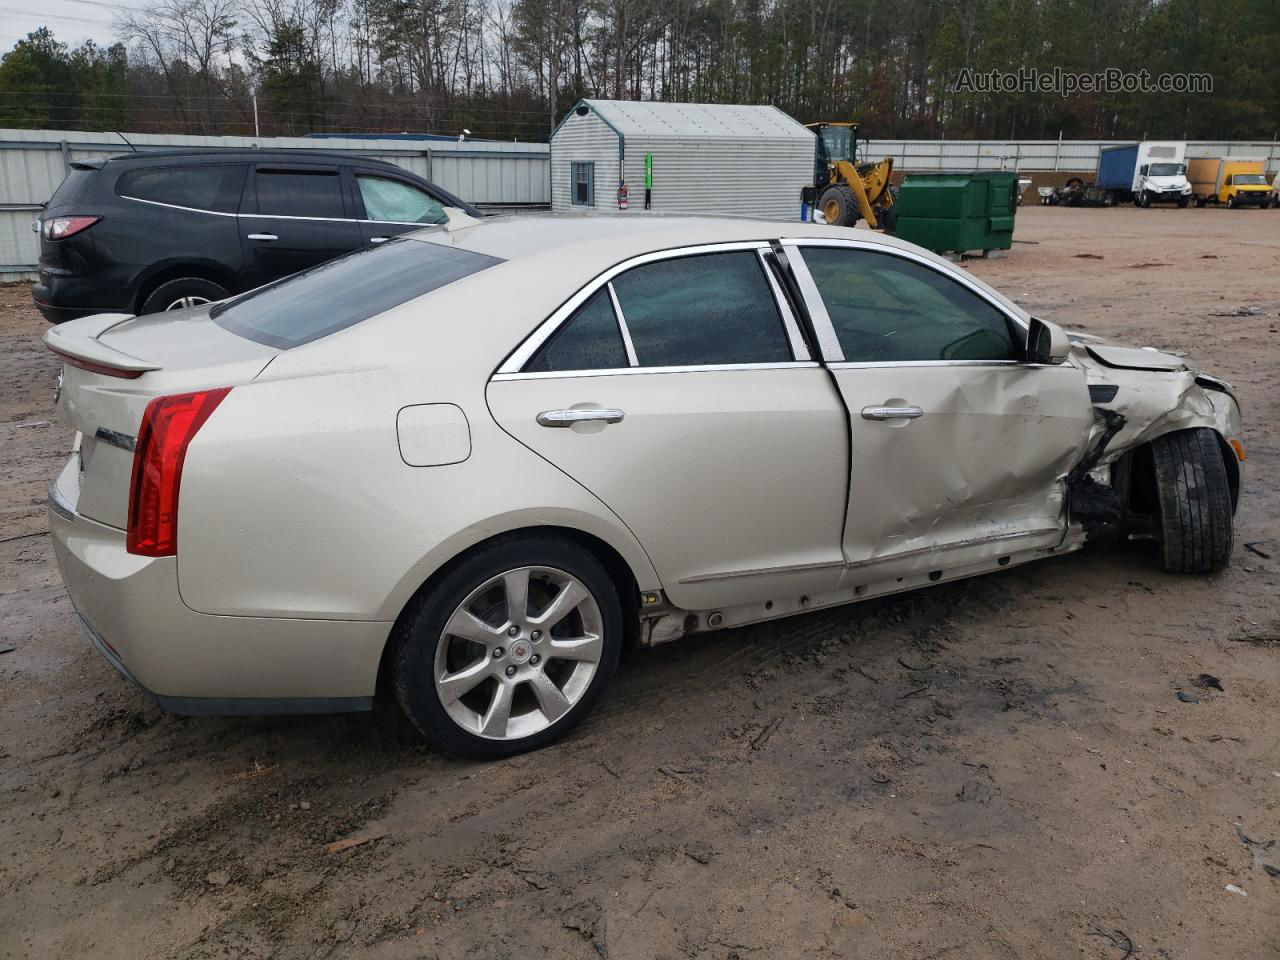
xmin=47 ymin=306 xmax=278 ymax=529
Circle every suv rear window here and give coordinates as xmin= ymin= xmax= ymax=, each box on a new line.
xmin=211 ymin=238 xmax=503 ymax=348
xmin=117 ymin=164 xmax=246 ymax=213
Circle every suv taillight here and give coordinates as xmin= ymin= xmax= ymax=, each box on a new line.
xmin=42 ymin=216 xmax=100 ymax=240
xmin=127 ymin=388 xmax=231 ymax=557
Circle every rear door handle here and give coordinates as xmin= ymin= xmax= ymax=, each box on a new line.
xmin=861 ymin=404 xmax=924 ymax=421
xmin=246 ymin=233 xmax=278 ymax=241
xmin=537 ymin=408 xmax=625 ymax=427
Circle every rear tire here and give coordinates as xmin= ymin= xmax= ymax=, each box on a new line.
xmin=140 ymin=277 xmax=229 ymax=315
xmin=1149 ymin=428 xmax=1234 ymax=574
xmin=818 ymin=185 xmax=859 ymax=227
xmin=390 ymin=535 xmax=624 ymax=759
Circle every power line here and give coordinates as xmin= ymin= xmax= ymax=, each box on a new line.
xmin=0 ymin=7 xmax=116 ymax=27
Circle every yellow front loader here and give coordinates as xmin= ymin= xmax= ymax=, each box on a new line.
xmin=806 ymin=122 xmax=896 ymax=230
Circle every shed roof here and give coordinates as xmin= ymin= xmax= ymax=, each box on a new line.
xmin=573 ymin=100 xmax=814 ymax=142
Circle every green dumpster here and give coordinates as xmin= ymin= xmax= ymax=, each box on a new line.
xmin=890 ymin=171 xmax=1018 ymax=255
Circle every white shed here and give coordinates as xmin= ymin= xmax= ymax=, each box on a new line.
xmin=550 ymin=99 xmax=815 ymax=220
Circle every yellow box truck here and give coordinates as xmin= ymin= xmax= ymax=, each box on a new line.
xmin=1188 ymin=157 xmax=1272 ymax=208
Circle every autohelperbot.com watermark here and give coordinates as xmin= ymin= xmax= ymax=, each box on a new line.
xmin=953 ymin=67 xmax=1213 ymax=97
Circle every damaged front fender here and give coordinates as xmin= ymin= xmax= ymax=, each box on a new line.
xmin=1065 ymin=334 xmax=1243 ymax=540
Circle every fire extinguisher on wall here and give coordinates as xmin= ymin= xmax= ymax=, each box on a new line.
xmin=618 ymin=181 xmax=629 ymax=210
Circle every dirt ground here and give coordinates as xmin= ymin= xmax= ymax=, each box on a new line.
xmin=2 ymin=205 xmax=1278 ymax=960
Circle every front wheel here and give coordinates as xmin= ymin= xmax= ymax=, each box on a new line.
xmin=391 ymin=536 xmax=624 ymax=758
xmin=1177 ymin=196 xmax=1189 ymax=208
xmin=1149 ymin=428 xmax=1234 ymax=574
xmin=817 ymin=185 xmax=859 ymax=227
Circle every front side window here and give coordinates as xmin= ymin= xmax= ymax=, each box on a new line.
xmin=571 ymin=162 xmax=594 ymax=206
xmin=525 ymin=288 xmax=628 ymax=372
xmin=357 ymin=175 xmax=447 ymax=224
xmin=801 ymin=247 xmax=1018 ymax=363
xmin=610 ymin=251 xmax=792 ymax=367
xmin=117 ymin=164 xmax=246 ymax=213
xmin=255 ymin=168 xmax=345 ymax=219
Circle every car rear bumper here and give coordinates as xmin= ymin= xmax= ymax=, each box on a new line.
xmin=48 ymin=462 xmax=387 ymax=714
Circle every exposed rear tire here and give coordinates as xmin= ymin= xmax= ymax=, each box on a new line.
xmin=1149 ymin=428 xmax=1234 ymax=574
xmin=390 ymin=535 xmax=623 ymax=759
xmin=818 ymin=185 xmax=859 ymax=227
xmin=140 ymin=276 xmax=229 ymax=315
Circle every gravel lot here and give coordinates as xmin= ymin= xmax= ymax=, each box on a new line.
xmin=2 ymin=205 xmax=1278 ymax=960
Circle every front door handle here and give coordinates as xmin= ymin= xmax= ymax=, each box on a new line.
xmin=536 ymin=408 xmax=625 ymax=427
xmin=369 ymin=236 xmax=392 ymax=244
xmin=861 ymin=404 xmax=924 ymax=421
xmin=246 ymin=233 xmax=278 ymax=241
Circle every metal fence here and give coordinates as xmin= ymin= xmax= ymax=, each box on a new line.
xmin=3 ymin=128 xmax=1277 ymax=280
xmin=0 ymin=128 xmax=551 ymax=279
xmin=865 ymin=138 xmax=1280 ymax=175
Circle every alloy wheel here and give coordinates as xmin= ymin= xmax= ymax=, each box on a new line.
xmin=433 ymin=565 xmax=604 ymax=741
xmin=166 ymin=295 xmax=211 ymax=310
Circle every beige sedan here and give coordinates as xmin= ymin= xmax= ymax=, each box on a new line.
xmin=45 ymin=216 xmax=1243 ymax=757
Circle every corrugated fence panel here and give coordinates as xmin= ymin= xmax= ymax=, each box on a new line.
xmin=866 ymin=139 xmax=1280 ymax=175
xmin=0 ymin=128 xmax=549 ymax=276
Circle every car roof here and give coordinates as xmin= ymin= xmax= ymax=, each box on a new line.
xmin=411 ymin=213 xmax=1032 ymax=324
xmin=420 ymin=212 xmax=921 ymax=263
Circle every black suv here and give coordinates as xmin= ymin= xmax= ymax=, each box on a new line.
xmin=33 ymin=150 xmax=481 ymax=323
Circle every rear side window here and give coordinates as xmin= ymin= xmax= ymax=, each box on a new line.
xmin=211 ymin=239 xmax=503 ymax=348
xmin=117 ymin=164 xmax=247 ymax=213
xmin=610 ymin=251 xmax=792 ymax=366
xmin=255 ymin=169 xmax=345 ymax=218
xmin=525 ymin=289 xmax=628 ymax=372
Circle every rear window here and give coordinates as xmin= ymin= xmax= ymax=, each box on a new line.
xmin=117 ymin=164 xmax=247 ymax=213
xmin=48 ymin=168 xmax=96 ymax=208
xmin=211 ymin=238 xmax=503 ymax=348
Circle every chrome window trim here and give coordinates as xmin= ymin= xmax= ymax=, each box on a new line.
xmin=496 ymin=241 xmax=803 ymax=376
xmin=780 ymin=238 xmax=1032 ymax=365
xmin=119 ymin=197 xmax=441 ymax=228
xmin=606 ymin=282 xmax=639 ymax=366
xmin=780 ymin=244 xmax=843 ymax=361
xmin=121 ymin=195 xmax=237 ymax=217
xmin=491 ymin=361 xmax=821 ymax=382
xmin=828 ymin=359 xmax=1023 ymax=370
xmin=756 ymin=249 xmax=811 ymax=361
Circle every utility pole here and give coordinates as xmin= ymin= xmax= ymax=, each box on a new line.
xmin=252 ymin=94 xmax=260 ymax=138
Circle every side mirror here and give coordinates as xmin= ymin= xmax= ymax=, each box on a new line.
xmin=1026 ymin=317 xmax=1070 ymax=365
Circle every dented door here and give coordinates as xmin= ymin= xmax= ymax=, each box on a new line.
xmin=786 ymin=241 xmax=1094 ymax=582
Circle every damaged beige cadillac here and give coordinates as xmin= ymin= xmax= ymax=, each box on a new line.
xmin=44 ymin=216 xmax=1243 ymax=757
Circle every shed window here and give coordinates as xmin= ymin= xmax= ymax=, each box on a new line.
xmin=571 ymin=162 xmax=595 ymax=206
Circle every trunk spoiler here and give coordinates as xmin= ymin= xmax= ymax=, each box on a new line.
xmin=43 ymin=313 xmax=161 ymax=378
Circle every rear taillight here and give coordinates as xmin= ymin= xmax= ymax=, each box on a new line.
xmin=127 ymin=388 xmax=231 ymax=557
xmin=42 ymin=216 xmax=100 ymax=240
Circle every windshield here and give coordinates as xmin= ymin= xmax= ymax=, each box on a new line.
xmin=1147 ymin=163 xmax=1184 ymax=177
xmin=820 ymin=126 xmax=853 ymax=163
xmin=1232 ymin=174 xmax=1267 ymax=185
xmin=212 ymin=238 xmax=503 ymax=348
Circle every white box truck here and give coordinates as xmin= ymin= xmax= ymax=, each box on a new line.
xmin=1095 ymin=141 xmax=1191 ymax=207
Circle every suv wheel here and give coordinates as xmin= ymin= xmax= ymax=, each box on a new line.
xmin=140 ymin=277 xmax=229 ymax=315
xmin=391 ymin=536 xmax=624 ymax=758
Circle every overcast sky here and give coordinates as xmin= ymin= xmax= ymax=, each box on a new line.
xmin=1 ymin=0 xmax=150 ymax=59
